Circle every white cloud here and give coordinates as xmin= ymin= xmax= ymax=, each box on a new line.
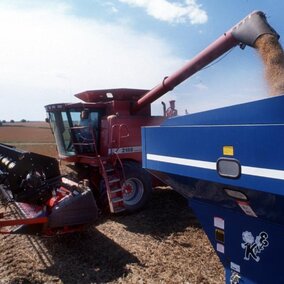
xmin=118 ymin=0 xmax=208 ymax=24
xmin=194 ymin=82 xmax=208 ymax=90
xmin=0 ymin=1 xmax=184 ymax=120
xmin=102 ymin=1 xmax=119 ymax=14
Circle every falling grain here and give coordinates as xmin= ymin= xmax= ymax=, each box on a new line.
xmin=255 ymin=34 xmax=284 ymax=96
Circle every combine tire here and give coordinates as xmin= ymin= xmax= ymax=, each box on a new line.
xmin=122 ymin=161 xmax=152 ymax=212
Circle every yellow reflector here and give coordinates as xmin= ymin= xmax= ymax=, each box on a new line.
xmin=223 ymin=146 xmax=234 ymax=156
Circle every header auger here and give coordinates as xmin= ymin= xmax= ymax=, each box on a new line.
xmin=0 ymin=11 xmax=278 ymax=236
xmin=0 ymin=143 xmax=98 ymax=235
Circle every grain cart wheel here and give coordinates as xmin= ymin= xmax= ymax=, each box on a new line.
xmin=122 ymin=161 xmax=152 ymax=212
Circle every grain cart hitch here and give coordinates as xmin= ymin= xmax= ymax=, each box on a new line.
xmin=0 ymin=143 xmax=98 ymax=235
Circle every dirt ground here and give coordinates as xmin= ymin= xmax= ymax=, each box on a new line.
xmin=0 ymin=122 xmax=53 ymax=144
xmin=0 ymin=122 xmax=224 ymax=283
xmin=0 ymin=188 xmax=224 ymax=284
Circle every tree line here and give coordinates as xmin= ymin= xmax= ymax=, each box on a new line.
xmin=0 ymin=119 xmax=27 ymax=126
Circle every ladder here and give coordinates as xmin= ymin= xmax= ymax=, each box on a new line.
xmin=99 ymin=159 xmax=125 ymax=213
xmin=71 ymin=124 xmax=126 ymax=213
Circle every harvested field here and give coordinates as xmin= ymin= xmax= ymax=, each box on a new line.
xmin=0 ymin=190 xmax=224 ymax=284
xmin=0 ymin=122 xmax=54 ymax=143
xmin=0 ymin=122 xmax=224 ymax=283
xmin=0 ymin=122 xmax=57 ymax=156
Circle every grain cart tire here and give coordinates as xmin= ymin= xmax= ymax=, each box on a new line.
xmin=122 ymin=161 xmax=152 ymax=212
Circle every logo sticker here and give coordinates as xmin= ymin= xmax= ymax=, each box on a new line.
xmin=241 ymin=231 xmax=269 ymax=262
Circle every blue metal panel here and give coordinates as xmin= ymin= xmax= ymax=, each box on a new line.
xmin=144 ymin=124 xmax=284 ymax=195
xmin=163 ymin=95 xmax=284 ymax=126
xmin=191 ymin=199 xmax=284 ymax=284
xmin=142 ymin=96 xmax=284 ymax=283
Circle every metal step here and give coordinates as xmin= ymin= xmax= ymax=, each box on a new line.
xmin=108 ymin=178 xmax=120 ymax=184
xmin=113 ymin=206 xmax=125 ymax=213
xmin=110 ymin=188 xmax=123 ymax=194
xmin=111 ymin=197 xmax=124 ymax=203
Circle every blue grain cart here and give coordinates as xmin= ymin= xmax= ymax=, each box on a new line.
xmin=142 ymin=11 xmax=284 ymax=284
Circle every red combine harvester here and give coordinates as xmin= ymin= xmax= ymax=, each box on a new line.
xmin=44 ymin=88 xmax=167 ymax=215
xmin=0 ymin=11 xmax=276 ymax=235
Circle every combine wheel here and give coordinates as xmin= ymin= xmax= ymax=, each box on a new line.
xmin=122 ymin=161 xmax=152 ymax=212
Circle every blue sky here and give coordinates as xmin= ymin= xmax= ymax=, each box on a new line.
xmin=0 ymin=0 xmax=283 ymax=120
